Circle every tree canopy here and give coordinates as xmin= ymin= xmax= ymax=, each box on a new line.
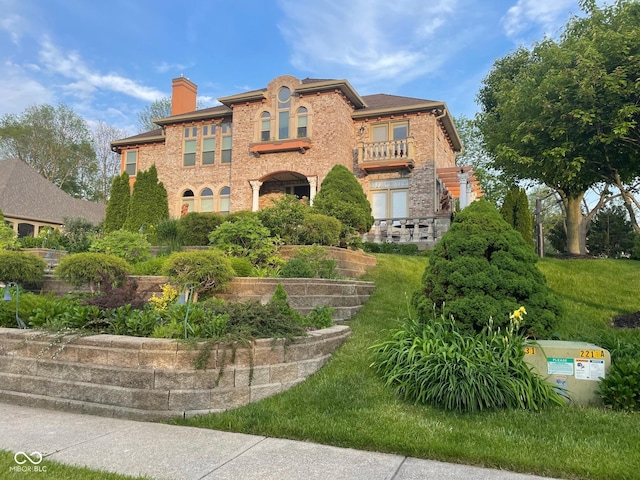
xmin=0 ymin=104 xmax=97 ymax=198
xmin=476 ymin=0 xmax=640 ymax=254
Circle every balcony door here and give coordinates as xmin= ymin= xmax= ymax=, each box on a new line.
xmin=371 ymin=189 xmax=408 ymax=220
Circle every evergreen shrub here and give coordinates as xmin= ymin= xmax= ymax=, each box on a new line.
xmin=55 ymin=253 xmax=132 ymax=292
xmin=258 ymin=195 xmax=308 ymax=244
xmin=413 ymin=199 xmax=560 ymax=336
xmin=300 ymin=213 xmax=342 ymax=246
xmin=162 ymin=249 xmax=235 ymax=295
xmin=312 ymin=164 xmax=373 ymax=234
xmin=177 ymin=212 xmax=224 ymax=246
xmin=0 ymin=250 xmax=46 ymax=287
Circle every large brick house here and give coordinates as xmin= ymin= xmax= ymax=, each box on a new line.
xmin=112 ymin=75 xmax=479 ymax=244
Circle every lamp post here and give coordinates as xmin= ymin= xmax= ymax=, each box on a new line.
xmin=2 ymin=282 xmax=27 ymax=329
xmin=176 ymin=283 xmax=194 ymax=339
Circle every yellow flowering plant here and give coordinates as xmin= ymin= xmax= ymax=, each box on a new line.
xmin=149 ymin=283 xmax=179 ymax=311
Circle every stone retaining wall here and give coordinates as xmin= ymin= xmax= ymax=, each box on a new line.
xmin=279 ymin=246 xmax=377 ymax=279
xmin=0 ymin=325 xmax=351 ymax=421
xmin=41 ymin=277 xmax=376 ymax=322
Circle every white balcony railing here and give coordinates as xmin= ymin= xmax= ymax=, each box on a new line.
xmin=360 ymin=137 xmax=415 ymax=163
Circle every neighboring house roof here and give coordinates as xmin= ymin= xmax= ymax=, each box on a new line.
xmin=0 ymin=158 xmax=105 ymax=225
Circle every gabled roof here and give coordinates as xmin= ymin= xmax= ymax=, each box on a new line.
xmin=0 ymin=158 xmax=105 ymax=225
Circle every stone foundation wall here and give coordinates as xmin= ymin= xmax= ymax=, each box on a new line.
xmin=0 ymin=325 xmax=350 ymax=421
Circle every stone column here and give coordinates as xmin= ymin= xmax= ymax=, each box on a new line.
xmin=458 ymin=170 xmax=469 ymax=209
xmin=307 ymin=176 xmax=318 ymax=206
xmin=249 ymin=180 xmax=263 ymax=212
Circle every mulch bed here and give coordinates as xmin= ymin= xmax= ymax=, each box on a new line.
xmin=612 ymin=311 xmax=640 ymax=329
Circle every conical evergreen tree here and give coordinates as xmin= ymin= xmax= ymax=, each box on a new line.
xmin=500 ymin=187 xmax=533 ymax=246
xmin=312 ymin=164 xmax=373 ymax=233
xmin=103 ymin=172 xmax=131 ymax=232
xmin=123 ymin=165 xmax=169 ymax=233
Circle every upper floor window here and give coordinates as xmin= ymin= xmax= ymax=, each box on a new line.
xmin=221 ymin=122 xmax=232 ymax=163
xmin=183 ymin=127 xmax=197 ymax=166
xmin=260 ymin=112 xmax=271 ymax=141
xmin=202 ymin=137 xmax=215 ymax=165
xmin=125 ymin=150 xmax=137 ymax=176
xmin=372 ymin=121 xmax=408 ymax=142
xmin=297 ymin=107 xmax=308 ymax=138
xmin=277 ymin=87 xmax=290 ymax=139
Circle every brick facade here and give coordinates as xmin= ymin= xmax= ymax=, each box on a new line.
xmin=112 ymin=75 xmax=464 ymax=222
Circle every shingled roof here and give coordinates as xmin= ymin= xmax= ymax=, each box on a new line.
xmin=0 ymin=158 xmax=105 ymax=225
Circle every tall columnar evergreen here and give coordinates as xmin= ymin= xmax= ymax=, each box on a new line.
xmin=103 ymin=172 xmax=131 ymax=232
xmin=123 ymin=165 xmax=169 ymax=233
xmin=312 ymin=164 xmax=373 ymax=233
xmin=500 ymin=187 xmax=534 ymax=246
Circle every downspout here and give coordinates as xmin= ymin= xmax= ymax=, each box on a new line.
xmin=433 ymin=108 xmax=446 ymax=213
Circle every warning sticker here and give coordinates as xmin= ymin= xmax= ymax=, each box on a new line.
xmin=547 ymin=358 xmax=574 ymax=376
xmin=575 ymin=359 xmax=606 ymax=381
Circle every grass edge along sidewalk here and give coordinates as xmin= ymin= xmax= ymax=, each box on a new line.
xmin=176 ymin=254 xmax=640 ymax=480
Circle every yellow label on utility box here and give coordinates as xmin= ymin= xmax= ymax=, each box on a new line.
xmin=524 ymin=346 xmax=537 ymax=355
xmin=579 ymin=350 xmax=606 ymax=359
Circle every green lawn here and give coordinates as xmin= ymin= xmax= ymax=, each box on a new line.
xmin=176 ymin=254 xmax=640 ymax=480
xmin=0 ymin=450 xmax=147 ymax=479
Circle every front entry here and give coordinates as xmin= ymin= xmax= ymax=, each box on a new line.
xmin=250 ymin=171 xmax=317 ymax=211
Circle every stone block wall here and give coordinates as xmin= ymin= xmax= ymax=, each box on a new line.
xmin=0 ymin=325 xmax=351 ymax=421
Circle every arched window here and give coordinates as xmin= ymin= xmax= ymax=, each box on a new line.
xmin=277 ymin=87 xmax=290 ymax=139
xmin=181 ymin=189 xmax=195 ymax=214
xmin=219 ymin=186 xmax=231 ymax=214
xmin=297 ymin=107 xmax=308 ymax=138
xmin=260 ymin=112 xmax=271 ymax=141
xmin=200 ymin=188 xmax=214 ymax=213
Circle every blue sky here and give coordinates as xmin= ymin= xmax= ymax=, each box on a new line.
xmin=1 ymin=0 xmax=593 ymax=134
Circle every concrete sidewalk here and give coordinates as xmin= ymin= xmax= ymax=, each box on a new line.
xmin=0 ymin=403 xmax=560 ymax=480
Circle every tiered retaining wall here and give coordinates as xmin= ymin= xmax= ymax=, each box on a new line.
xmin=42 ymin=277 xmax=376 ymax=322
xmin=0 ymin=325 xmax=351 ymax=421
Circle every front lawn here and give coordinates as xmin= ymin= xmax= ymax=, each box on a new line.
xmin=175 ymin=254 xmax=640 ymax=480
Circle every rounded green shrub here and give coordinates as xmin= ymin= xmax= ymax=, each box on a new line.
xmin=300 ymin=213 xmax=342 ymax=246
xmin=0 ymin=250 xmax=46 ymax=288
xmin=258 ymin=195 xmax=308 ymax=245
xmin=162 ymin=249 xmax=235 ymax=295
xmin=131 ymin=257 xmax=167 ymax=276
xmin=280 ymin=246 xmax=336 ymax=279
xmin=598 ymin=358 xmax=640 ymax=412
xmin=55 ymin=253 xmax=132 ymax=291
xmin=177 ymin=212 xmax=224 ymax=246
xmin=413 ymin=199 xmax=560 ymax=337
xmin=371 ymin=312 xmax=565 ymax=412
xmin=89 ymin=229 xmax=151 ymax=264
xmin=208 ymin=215 xmax=280 ymax=269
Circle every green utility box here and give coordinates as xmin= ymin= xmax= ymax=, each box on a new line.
xmin=523 ymin=340 xmax=611 ymax=406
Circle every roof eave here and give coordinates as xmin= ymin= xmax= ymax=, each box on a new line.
xmin=152 ymin=108 xmax=231 ymax=126
xmin=295 ymin=79 xmax=366 ymax=108
xmin=217 ymin=90 xmax=267 ymax=107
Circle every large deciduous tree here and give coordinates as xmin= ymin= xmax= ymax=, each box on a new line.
xmin=91 ymin=121 xmax=128 ymax=203
xmin=477 ymin=0 xmax=640 ymax=254
xmin=0 ymin=104 xmax=97 ymax=198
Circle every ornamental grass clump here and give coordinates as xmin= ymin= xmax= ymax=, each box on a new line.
xmin=371 ymin=307 xmax=565 ymax=412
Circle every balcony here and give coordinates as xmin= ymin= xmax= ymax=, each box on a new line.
xmin=358 ymin=137 xmax=415 ymax=173
xmin=249 ymin=138 xmax=311 ymax=156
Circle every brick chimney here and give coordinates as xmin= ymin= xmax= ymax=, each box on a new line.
xmin=171 ymin=76 xmax=197 ymax=116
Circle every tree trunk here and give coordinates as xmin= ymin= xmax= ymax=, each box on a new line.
xmin=563 ymin=194 xmax=586 ymax=255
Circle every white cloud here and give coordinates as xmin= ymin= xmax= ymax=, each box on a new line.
xmin=0 ymin=60 xmax=53 ymax=114
xmin=277 ymin=0 xmax=457 ymax=88
xmin=154 ymin=61 xmax=193 ymax=74
xmin=502 ymin=0 xmax=578 ymax=39
xmin=38 ymin=37 xmax=166 ymax=102
xmin=0 ymin=12 xmax=26 ymax=44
